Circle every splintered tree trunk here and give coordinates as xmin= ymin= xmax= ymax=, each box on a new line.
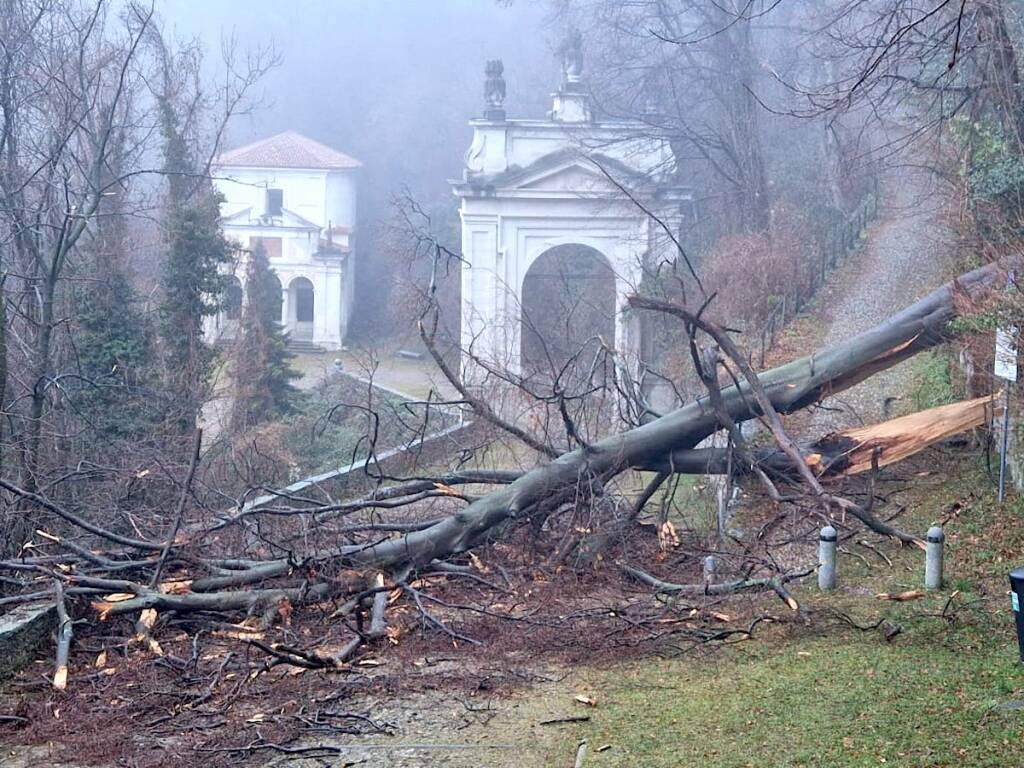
xmin=340 ymin=261 xmax=1003 ymax=570
xmin=646 ymin=393 xmax=1000 ymax=477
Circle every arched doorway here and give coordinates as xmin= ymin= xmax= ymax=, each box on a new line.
xmin=215 ymin=275 xmax=244 ymax=340
xmin=520 ymin=244 xmax=616 ymax=382
xmin=290 ymin=277 xmax=315 ymax=340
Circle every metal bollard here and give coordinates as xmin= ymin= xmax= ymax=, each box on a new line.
xmin=819 ymin=525 xmax=837 ymax=591
xmin=925 ymin=525 xmax=945 ymax=590
xmin=703 ymin=555 xmax=717 ymax=585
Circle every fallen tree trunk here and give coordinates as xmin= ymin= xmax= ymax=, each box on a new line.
xmin=334 ymin=261 xmax=1002 ymax=569
xmin=645 ymin=393 xmax=1001 ymax=477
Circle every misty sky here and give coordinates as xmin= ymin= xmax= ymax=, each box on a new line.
xmin=158 ymin=0 xmax=557 ymax=205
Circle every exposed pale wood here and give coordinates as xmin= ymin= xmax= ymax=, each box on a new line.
xmin=53 ymin=580 xmax=72 ymax=691
xmin=646 ymin=394 xmax=1002 ymax=480
xmin=824 ymin=393 xmax=1000 ymax=476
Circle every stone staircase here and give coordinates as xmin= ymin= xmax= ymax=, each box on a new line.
xmin=287 ymin=339 xmax=326 ymax=354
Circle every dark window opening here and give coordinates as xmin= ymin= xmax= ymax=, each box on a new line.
xmin=266 ymin=188 xmax=283 ymax=216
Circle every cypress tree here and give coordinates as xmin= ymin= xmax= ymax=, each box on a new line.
xmin=229 ymin=241 xmax=299 ymax=432
xmin=156 ymin=96 xmax=233 ymax=434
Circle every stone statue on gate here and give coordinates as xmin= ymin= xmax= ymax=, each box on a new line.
xmin=484 ymin=59 xmax=506 ymax=120
xmin=560 ymin=29 xmax=584 ymax=84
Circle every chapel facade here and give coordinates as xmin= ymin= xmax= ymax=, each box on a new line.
xmin=210 ymin=130 xmax=360 ymax=351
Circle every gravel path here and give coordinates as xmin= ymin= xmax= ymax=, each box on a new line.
xmin=810 ymin=167 xmax=953 ymax=432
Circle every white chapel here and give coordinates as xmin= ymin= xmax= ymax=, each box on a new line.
xmin=210 ymin=130 xmax=361 ymax=350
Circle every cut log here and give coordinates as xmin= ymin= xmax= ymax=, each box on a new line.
xmin=53 ymin=580 xmax=72 ymax=690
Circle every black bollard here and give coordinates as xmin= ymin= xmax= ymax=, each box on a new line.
xmin=1010 ymin=568 xmax=1024 ymax=661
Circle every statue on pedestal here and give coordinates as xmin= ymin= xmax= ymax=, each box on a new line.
xmin=560 ymin=30 xmax=584 ymax=85
xmin=484 ymin=59 xmax=506 ymax=121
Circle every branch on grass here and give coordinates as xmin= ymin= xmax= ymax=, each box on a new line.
xmin=623 ymin=564 xmax=808 ymax=611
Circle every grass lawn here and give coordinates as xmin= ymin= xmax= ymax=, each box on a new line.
xmin=543 ymin=627 xmax=1022 ymax=767
xmin=530 ymin=455 xmax=1024 ymax=767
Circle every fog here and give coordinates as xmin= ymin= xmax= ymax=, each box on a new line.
xmin=160 ymin=0 xmax=552 ymax=207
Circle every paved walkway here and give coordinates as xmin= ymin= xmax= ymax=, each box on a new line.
xmin=810 ymin=167 xmax=953 ymax=432
xmin=291 ymin=349 xmax=458 ymax=402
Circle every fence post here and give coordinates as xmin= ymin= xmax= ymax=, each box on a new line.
xmin=819 ymin=525 xmax=837 ymax=591
xmin=925 ymin=525 xmax=945 ymax=590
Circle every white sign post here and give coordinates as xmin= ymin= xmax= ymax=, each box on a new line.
xmin=996 ymin=326 xmax=1019 ymax=503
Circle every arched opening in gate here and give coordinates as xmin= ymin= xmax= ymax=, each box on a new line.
xmin=520 ymin=244 xmax=616 ymax=383
xmin=289 ymin=277 xmax=315 ymax=340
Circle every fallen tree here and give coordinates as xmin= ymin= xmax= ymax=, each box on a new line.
xmin=0 ymin=258 xmax=1007 ymax=671
xmin=643 ymin=392 xmax=1001 ymax=477
xmin=333 ymin=259 xmax=1002 ymax=569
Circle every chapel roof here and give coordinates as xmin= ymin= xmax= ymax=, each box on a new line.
xmin=216 ymin=130 xmax=362 ymax=171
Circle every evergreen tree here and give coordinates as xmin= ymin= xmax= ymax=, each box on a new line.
xmin=158 ymin=196 xmax=233 ymax=433
xmin=229 ymin=241 xmax=300 ymax=432
xmin=156 ymin=95 xmax=233 ymax=434
xmin=70 ymin=126 xmax=161 ymax=447
xmin=73 ymin=268 xmax=157 ymax=441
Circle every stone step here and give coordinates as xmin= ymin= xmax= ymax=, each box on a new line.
xmin=287 ymin=339 xmax=326 ymax=354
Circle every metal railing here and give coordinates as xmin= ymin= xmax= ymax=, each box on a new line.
xmin=758 ymin=191 xmax=878 ymax=367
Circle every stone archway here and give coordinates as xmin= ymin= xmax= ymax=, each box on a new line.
xmin=454 ymin=59 xmax=688 ymax=388
xmin=520 ymin=244 xmax=616 ymax=381
xmin=289 ymin=277 xmax=315 ymax=340
xmin=212 ymin=275 xmax=244 ymax=341
xmin=224 ymin=276 xmax=243 ymax=321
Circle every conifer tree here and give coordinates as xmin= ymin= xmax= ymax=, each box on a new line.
xmin=74 ymin=268 xmax=156 ymax=440
xmin=156 ymin=96 xmax=233 ymax=434
xmin=229 ymin=241 xmax=300 ymax=432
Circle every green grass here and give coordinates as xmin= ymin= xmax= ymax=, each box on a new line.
xmin=912 ymin=350 xmax=961 ymax=411
xmin=542 ymin=628 xmax=1023 ymax=767
xmin=645 ymin=471 xmax=720 ymax=533
xmin=530 ymin=457 xmax=1024 ymax=767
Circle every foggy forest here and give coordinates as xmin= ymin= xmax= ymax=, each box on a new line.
xmin=3 ymin=1 xmax=1024 ymax=766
